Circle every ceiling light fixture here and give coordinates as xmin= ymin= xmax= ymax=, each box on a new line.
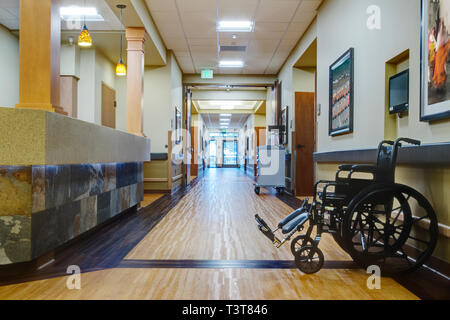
xmin=220 ymin=106 xmax=235 ymax=110
xmin=220 ymin=113 xmax=232 ymax=117
xmin=77 ymin=0 xmax=93 ymax=48
xmin=219 ymin=60 xmax=244 ymax=68
xmin=115 ymin=4 xmax=127 ymax=76
xmin=60 ymin=6 xmax=104 ymax=21
xmin=217 ymin=21 xmax=253 ymax=32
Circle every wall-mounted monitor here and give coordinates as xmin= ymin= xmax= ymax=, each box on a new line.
xmin=389 ymin=69 xmax=409 ymax=114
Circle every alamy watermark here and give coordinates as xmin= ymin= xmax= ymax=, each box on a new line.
xmin=66 ymin=265 xmax=81 ymax=290
xmin=366 ymin=265 xmax=381 ymax=290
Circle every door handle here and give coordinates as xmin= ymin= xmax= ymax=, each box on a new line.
xmin=297 ymin=144 xmax=305 ymax=149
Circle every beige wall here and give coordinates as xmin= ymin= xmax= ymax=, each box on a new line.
xmin=143 ymin=51 xmax=182 ymax=153
xmin=0 ymin=25 xmax=19 ymax=108
xmin=72 ymin=48 xmax=125 ymax=127
xmin=316 ymin=0 xmax=450 ymax=152
xmin=293 ymin=67 xmax=315 ymax=93
xmin=276 ymin=0 xmax=450 ymax=263
xmin=277 ymin=20 xmax=317 ymax=153
xmin=60 ymin=44 xmax=80 ymax=78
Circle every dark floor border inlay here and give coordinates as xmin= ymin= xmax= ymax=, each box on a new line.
xmin=119 ymin=259 xmax=360 ymax=270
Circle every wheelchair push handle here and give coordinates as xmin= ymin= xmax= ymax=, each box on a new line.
xmin=395 ymin=137 xmax=421 ymax=146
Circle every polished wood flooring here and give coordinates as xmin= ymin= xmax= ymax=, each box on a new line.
xmin=0 ymin=169 xmax=443 ymax=300
xmin=141 ymin=193 xmax=165 ymax=208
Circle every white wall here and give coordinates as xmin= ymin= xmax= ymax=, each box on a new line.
xmin=73 ymin=48 xmax=125 ymax=127
xmin=115 ymin=76 xmax=127 ymax=131
xmin=77 ymin=49 xmax=96 ymax=123
xmin=94 ymin=51 xmax=116 ymax=124
xmin=143 ymin=51 xmax=182 ymax=153
xmin=60 ymin=44 xmax=80 ymax=78
xmin=277 ymin=20 xmax=318 ymax=152
xmin=293 ymin=67 xmax=315 ymax=93
xmin=315 ymin=0 xmax=450 ymax=152
xmin=0 ymin=25 xmax=19 ymax=108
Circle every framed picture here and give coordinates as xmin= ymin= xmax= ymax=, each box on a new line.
xmin=175 ymin=106 xmax=182 ymax=144
xmin=420 ymin=0 xmax=450 ymax=121
xmin=280 ymin=105 xmax=288 ymax=145
xmin=329 ymin=48 xmax=354 ymax=136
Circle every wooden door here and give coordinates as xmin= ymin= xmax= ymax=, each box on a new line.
xmin=295 ymin=92 xmax=315 ymax=196
xmin=101 ymin=84 xmax=116 ymax=128
xmin=184 ymin=89 xmax=192 ymax=185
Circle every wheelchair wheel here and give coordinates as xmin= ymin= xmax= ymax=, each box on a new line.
xmin=343 ymin=184 xmax=438 ymax=274
xmin=294 ymin=245 xmax=324 ymax=274
xmin=254 ymin=186 xmax=260 ymax=195
xmin=290 ymin=235 xmax=314 ymax=255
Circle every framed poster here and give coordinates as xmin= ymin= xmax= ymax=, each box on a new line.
xmin=329 ymin=48 xmax=354 ymax=136
xmin=420 ymin=0 xmax=450 ymax=121
xmin=280 ymin=105 xmax=288 ymax=145
xmin=175 ymin=106 xmax=182 ymax=144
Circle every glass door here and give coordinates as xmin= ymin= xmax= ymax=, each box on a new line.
xmin=209 ymin=140 xmax=217 ymax=168
xmin=223 ymin=140 xmax=238 ymax=167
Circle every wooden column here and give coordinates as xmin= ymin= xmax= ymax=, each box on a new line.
xmin=126 ymin=27 xmax=145 ymax=136
xmin=15 ymin=0 xmax=61 ymax=112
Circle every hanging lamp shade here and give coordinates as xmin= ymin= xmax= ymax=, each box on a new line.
xmin=78 ymin=24 xmax=92 ymax=47
xmin=115 ymin=59 xmax=127 ymax=76
xmin=115 ymin=4 xmax=127 ymax=76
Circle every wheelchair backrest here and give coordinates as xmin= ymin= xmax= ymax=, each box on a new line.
xmin=375 ymin=144 xmax=395 ymax=183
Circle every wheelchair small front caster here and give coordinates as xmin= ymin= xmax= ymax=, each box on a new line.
xmin=294 ymin=245 xmax=324 ymax=274
xmin=254 ymin=186 xmax=260 ymax=195
xmin=290 ymin=235 xmax=314 ymax=255
xmin=276 ymin=187 xmax=283 ymax=194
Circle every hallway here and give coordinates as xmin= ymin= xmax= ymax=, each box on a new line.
xmin=0 ymin=169 xmax=419 ymax=300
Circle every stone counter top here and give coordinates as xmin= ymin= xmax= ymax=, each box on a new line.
xmin=0 ymin=108 xmax=150 ymax=166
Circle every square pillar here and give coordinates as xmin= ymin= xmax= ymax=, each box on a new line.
xmin=15 ymin=0 xmax=61 ymax=112
xmin=126 ymin=27 xmax=146 ymax=136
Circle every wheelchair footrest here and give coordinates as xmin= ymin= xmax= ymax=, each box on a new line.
xmin=255 ymin=214 xmax=279 ymax=245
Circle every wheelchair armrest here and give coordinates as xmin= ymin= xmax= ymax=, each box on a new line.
xmin=348 ymin=165 xmax=376 ymax=179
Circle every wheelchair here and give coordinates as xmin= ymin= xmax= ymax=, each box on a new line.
xmin=255 ymin=138 xmax=439 ymax=274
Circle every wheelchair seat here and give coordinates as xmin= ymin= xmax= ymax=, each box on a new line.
xmin=318 ymin=191 xmax=346 ymax=201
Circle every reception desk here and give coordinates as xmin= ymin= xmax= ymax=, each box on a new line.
xmin=0 ymin=108 xmax=150 ymax=265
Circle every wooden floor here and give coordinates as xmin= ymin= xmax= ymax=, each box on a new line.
xmin=141 ymin=193 xmax=165 ymax=208
xmin=0 ymin=169 xmax=422 ymax=299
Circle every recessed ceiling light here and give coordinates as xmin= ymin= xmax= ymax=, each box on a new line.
xmin=60 ymin=6 xmax=104 ymax=21
xmin=232 ymin=34 xmax=237 ymax=39
xmin=220 ymin=113 xmax=232 ymax=117
xmin=217 ymin=21 xmax=253 ymax=32
xmin=219 ymin=60 xmax=244 ymax=68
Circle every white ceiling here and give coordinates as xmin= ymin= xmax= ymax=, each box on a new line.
xmin=145 ymin=0 xmax=321 ymax=75
xmin=0 ymin=0 xmax=121 ymax=31
xmin=195 ymin=100 xmax=262 ymax=111
xmin=202 ymin=113 xmax=250 ymax=129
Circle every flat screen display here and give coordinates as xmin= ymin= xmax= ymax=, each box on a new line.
xmin=389 ymin=69 xmax=409 ymax=113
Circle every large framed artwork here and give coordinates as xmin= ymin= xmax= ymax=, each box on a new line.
xmin=420 ymin=0 xmax=450 ymax=121
xmin=329 ymin=48 xmax=354 ymax=136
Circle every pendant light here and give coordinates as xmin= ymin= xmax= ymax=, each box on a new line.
xmin=115 ymin=4 xmax=127 ymax=76
xmin=78 ymin=0 xmax=93 ymax=47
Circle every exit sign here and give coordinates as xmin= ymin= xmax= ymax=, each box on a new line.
xmin=201 ymin=69 xmax=214 ymax=79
